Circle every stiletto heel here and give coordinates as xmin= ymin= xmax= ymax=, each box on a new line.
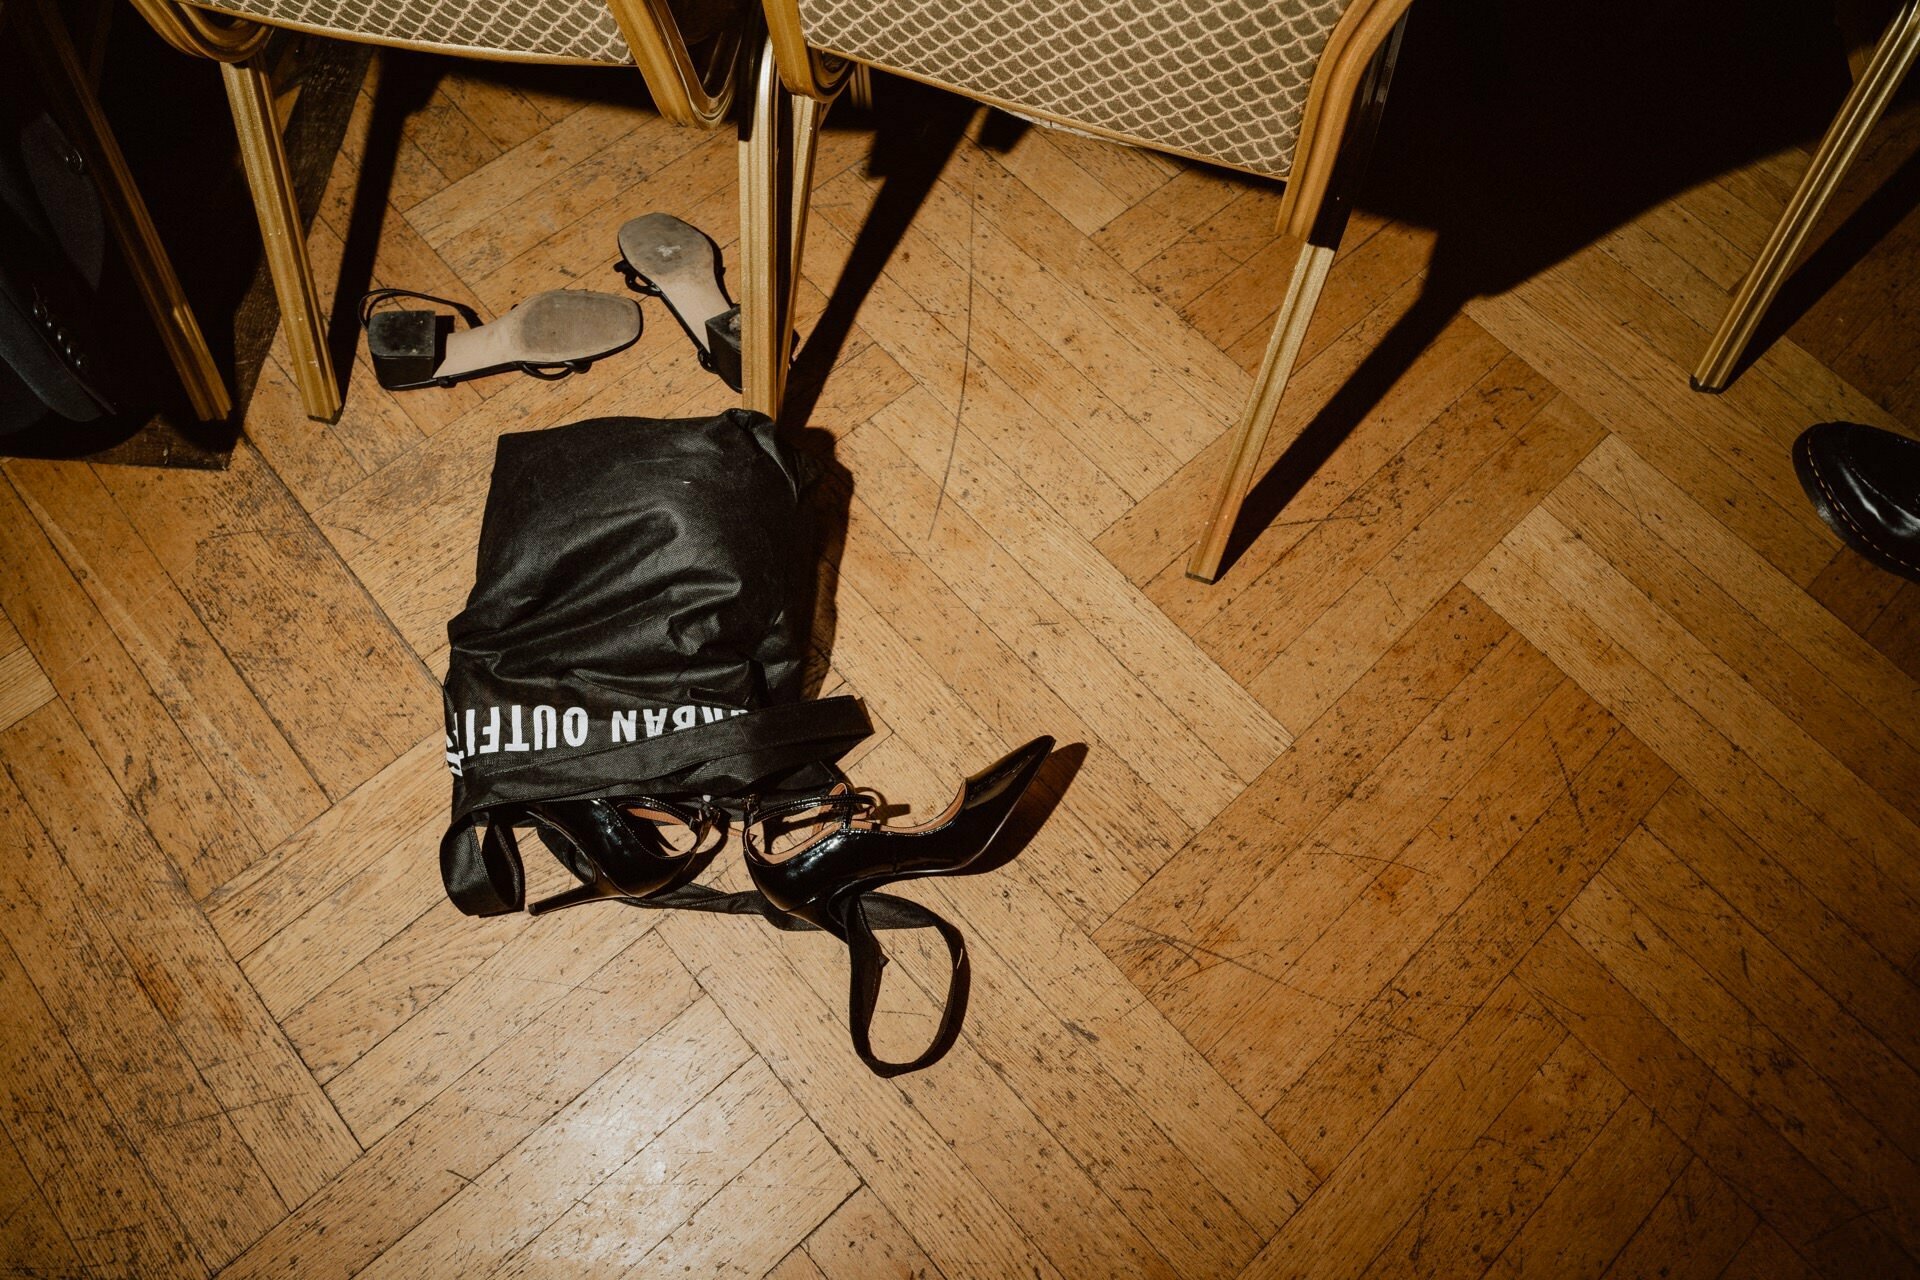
xmin=506 ymin=796 xmax=725 ymax=915
xmin=742 ymin=736 xmax=1054 ymax=1075
xmin=526 ymin=874 xmax=624 ymax=916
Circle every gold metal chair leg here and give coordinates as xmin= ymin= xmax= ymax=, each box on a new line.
xmin=1186 ymin=239 xmax=1337 ymax=583
xmin=1187 ymin=15 xmax=1403 ymax=582
xmin=790 ymin=92 xmax=825 ymax=277
xmin=847 ymin=64 xmax=873 ymax=111
xmin=1692 ymin=0 xmax=1920 ymax=393
xmin=14 ymin=0 xmax=232 ymax=421
xmin=221 ymin=56 xmax=341 ymax=422
xmin=739 ymin=36 xmax=826 ymax=417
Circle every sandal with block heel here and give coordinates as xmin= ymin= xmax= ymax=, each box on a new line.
xmin=361 ymin=288 xmax=640 ymax=391
xmin=742 ymin=736 xmax=1054 ymax=1075
xmin=615 ymin=213 xmax=745 ymax=392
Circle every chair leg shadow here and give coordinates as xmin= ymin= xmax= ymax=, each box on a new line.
xmin=779 ymin=79 xmax=984 ymax=429
xmin=1213 ymin=282 xmax=1462 ymax=578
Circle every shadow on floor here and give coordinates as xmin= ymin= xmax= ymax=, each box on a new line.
xmin=1211 ymin=0 xmax=1901 ymax=573
xmin=743 ymin=0 xmax=1907 ymax=577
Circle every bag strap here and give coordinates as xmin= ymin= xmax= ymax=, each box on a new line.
xmin=641 ymin=696 xmax=873 ymax=795
xmin=841 ymin=892 xmax=971 ymax=1077
xmin=440 ymin=815 xmax=526 ymax=916
xmin=437 ymin=822 xmax=971 ymax=1074
xmin=617 ymin=883 xmax=971 ymax=1077
xmin=449 ymin=696 xmax=869 ymax=799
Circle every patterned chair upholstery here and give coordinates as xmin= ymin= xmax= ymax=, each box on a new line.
xmin=795 ymin=0 xmax=1352 ymax=179
xmin=182 ymin=0 xmax=634 ymax=63
xmin=739 ymin=0 xmax=1415 ymax=579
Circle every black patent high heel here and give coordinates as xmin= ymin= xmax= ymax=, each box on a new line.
xmin=497 ymin=796 xmax=724 ymax=916
xmin=742 ymin=736 xmax=1053 ymax=1075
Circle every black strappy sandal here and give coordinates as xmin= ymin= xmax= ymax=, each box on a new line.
xmin=483 ymin=795 xmax=726 ymax=915
xmin=361 ymin=287 xmax=640 ymax=391
xmin=741 ymin=736 xmax=1054 ymax=1076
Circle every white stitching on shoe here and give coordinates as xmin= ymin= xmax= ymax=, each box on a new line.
xmin=1806 ymin=443 xmax=1920 ymax=575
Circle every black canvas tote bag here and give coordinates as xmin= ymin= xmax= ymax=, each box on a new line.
xmin=438 ymin=409 xmax=871 ymax=916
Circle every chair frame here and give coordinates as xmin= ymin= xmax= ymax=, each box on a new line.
xmin=739 ymin=0 xmax=1417 ymax=581
xmin=1690 ymin=0 xmax=1920 ymax=394
xmin=129 ymin=0 xmax=747 ymax=421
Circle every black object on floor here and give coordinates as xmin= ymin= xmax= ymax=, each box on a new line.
xmin=437 ymin=409 xmax=1054 ymax=1076
xmin=438 ymin=409 xmax=869 ymax=919
xmin=1795 ymin=420 xmax=1920 ymax=585
xmin=0 ymin=25 xmax=369 ymax=468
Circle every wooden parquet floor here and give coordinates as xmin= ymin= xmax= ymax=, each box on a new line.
xmin=5 ymin=11 xmax=1920 ymax=1276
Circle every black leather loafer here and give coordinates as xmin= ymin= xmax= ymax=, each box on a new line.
xmin=1793 ymin=421 xmax=1920 ymax=585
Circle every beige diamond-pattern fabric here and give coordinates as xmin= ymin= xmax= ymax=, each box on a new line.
xmin=187 ymin=0 xmax=634 ymax=63
xmin=797 ymin=0 xmax=1354 ymax=178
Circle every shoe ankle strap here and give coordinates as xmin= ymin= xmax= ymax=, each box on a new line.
xmin=743 ymin=787 xmax=872 ymax=828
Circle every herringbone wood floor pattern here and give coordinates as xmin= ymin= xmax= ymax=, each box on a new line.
xmin=5 ymin=25 xmax=1920 ymax=1279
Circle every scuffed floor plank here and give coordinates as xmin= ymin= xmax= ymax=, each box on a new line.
xmin=6 ymin=29 xmax=1919 ymax=1280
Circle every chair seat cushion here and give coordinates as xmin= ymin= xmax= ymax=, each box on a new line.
xmin=799 ymin=0 xmax=1356 ymax=178
xmin=186 ymin=0 xmax=634 ymax=64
